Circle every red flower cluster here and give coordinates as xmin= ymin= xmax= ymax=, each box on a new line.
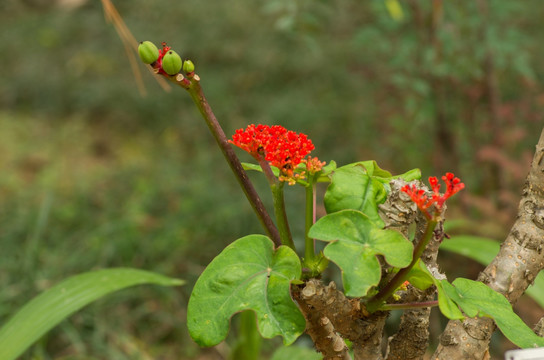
xmin=156 ymin=42 xmax=171 ymax=75
xmin=230 ymin=124 xmax=322 ymax=184
xmin=230 ymin=124 xmax=270 ymax=155
xmin=401 ymin=172 xmax=465 ymax=219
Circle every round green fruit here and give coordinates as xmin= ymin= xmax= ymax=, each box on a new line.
xmin=138 ymin=41 xmax=159 ymax=64
xmin=183 ymin=59 xmax=195 ymax=73
xmin=162 ymin=50 xmax=182 ymax=75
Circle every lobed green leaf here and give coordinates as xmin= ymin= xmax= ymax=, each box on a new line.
xmin=323 ymin=161 xmax=420 ymax=226
xmin=187 ymin=235 xmax=305 ymax=347
xmin=308 ymin=210 xmax=412 ymax=296
xmin=324 ymin=164 xmax=387 ymax=226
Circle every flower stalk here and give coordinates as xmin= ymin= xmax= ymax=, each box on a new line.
xmin=379 ymin=300 xmax=439 ymax=311
xmin=366 ymin=173 xmax=464 ymax=312
xmin=256 ymin=155 xmax=295 ymax=250
xmin=185 ymin=78 xmax=282 ymax=247
xmin=271 ymin=182 xmax=295 ymax=250
xmin=304 ymin=182 xmax=316 ymax=262
xmin=229 ymin=124 xmax=322 ymax=252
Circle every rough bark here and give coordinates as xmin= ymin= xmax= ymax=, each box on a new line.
xmin=378 ymin=179 xmax=418 ymax=236
xmin=534 ymin=317 xmax=544 ymax=337
xmin=296 ymin=279 xmax=388 ymax=360
xmin=293 ymin=282 xmax=352 ymax=360
xmin=353 ymin=314 xmax=387 ymax=360
xmin=432 ymin=129 xmax=544 ymax=359
xmin=381 ymin=180 xmax=431 ymax=360
xmin=385 ymin=290 xmax=433 ymax=360
xmin=386 ymin=203 xmax=445 ymax=360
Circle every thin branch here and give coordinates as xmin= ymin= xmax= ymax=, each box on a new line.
xmin=185 ymin=78 xmax=282 ymax=247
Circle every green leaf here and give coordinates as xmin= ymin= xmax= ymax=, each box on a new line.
xmin=242 ymin=162 xmax=262 ymax=172
xmin=405 ymin=259 xmax=434 ymax=291
xmin=242 ymin=162 xmax=280 ymax=177
xmin=243 ymin=161 xmax=335 ymax=185
xmin=324 ymin=164 xmax=387 ymax=226
xmin=440 ymin=236 xmax=544 ymax=308
xmin=357 ymin=160 xmax=393 ymax=178
xmin=187 ymin=235 xmax=305 ymax=347
xmin=393 ymin=168 xmax=421 ymax=182
xmin=323 ymin=161 xmax=420 ymax=226
xmin=442 ymin=278 xmax=544 ymax=348
xmin=436 ymin=280 xmax=465 ymax=320
xmin=270 ymin=345 xmax=322 ymax=360
xmin=308 ymin=210 xmax=412 ymax=296
xmin=352 ymin=160 xmax=420 ymax=183
xmin=529 ymin=273 xmax=544 ymax=309
xmin=440 ymin=236 xmax=500 ymax=266
xmin=402 ymin=261 xmax=464 ymax=319
xmin=0 ymin=268 xmax=184 ymax=360
xmin=316 ymin=160 xmax=337 ymax=182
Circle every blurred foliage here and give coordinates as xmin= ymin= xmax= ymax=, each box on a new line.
xmin=1 ymin=0 xmax=543 ymax=358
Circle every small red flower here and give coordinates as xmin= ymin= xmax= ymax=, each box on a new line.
xmin=264 ymin=126 xmax=314 ymax=177
xmin=399 ymin=280 xmax=410 ymax=291
xmin=230 ymin=124 xmax=316 ymax=184
xmin=230 ymin=124 xmax=271 ymax=156
xmin=155 ymin=42 xmax=172 ymax=75
xmin=401 ymin=172 xmax=464 ymax=219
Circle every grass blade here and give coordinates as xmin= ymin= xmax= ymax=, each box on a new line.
xmin=0 ymin=268 xmax=184 ymax=360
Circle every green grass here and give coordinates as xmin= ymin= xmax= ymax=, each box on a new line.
xmin=0 ymin=112 xmax=263 ymax=359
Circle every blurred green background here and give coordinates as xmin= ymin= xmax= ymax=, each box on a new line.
xmin=1 ymin=0 xmax=543 ymax=359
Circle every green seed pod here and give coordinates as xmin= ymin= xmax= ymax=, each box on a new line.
xmin=183 ymin=59 xmax=195 ymax=73
xmin=138 ymin=41 xmax=159 ymax=64
xmin=162 ymin=50 xmax=182 ymax=75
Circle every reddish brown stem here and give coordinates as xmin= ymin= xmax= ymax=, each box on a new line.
xmin=185 ymin=77 xmax=282 ymax=247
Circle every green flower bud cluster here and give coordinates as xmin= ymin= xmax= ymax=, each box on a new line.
xmin=138 ymin=40 xmax=195 ymax=76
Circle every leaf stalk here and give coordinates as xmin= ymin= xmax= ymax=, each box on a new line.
xmin=366 ymin=218 xmax=438 ymax=312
